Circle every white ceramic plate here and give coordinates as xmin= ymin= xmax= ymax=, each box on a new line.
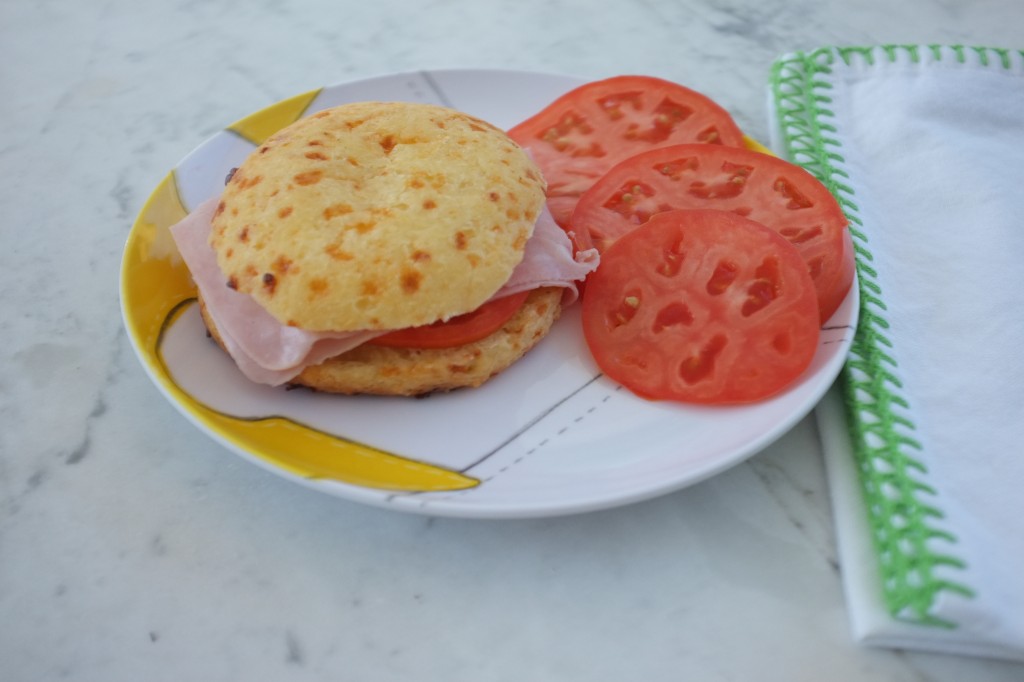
xmin=120 ymin=69 xmax=858 ymax=519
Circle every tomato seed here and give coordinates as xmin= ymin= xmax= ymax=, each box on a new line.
xmin=608 ymin=291 xmax=643 ymax=329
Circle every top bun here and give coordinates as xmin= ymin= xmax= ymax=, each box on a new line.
xmin=209 ymin=101 xmax=546 ymax=332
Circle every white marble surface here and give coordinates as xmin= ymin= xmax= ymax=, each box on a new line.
xmin=2 ymin=0 xmax=1023 ymax=680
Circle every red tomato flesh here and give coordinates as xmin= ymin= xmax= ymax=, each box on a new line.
xmin=369 ymin=291 xmax=530 ymax=349
xmin=508 ymin=76 xmax=745 ymax=227
xmin=581 ymin=210 xmax=821 ymax=404
xmin=570 ymin=144 xmax=854 ymax=323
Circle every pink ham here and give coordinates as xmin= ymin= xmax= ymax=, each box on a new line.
xmin=170 ymin=195 xmax=597 ymax=386
xmin=498 ymin=207 xmax=597 ymax=304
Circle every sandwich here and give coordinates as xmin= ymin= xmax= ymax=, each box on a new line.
xmin=169 ymin=101 xmax=598 ymax=395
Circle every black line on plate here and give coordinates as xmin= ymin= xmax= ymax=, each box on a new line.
xmin=457 ymin=373 xmax=604 ymax=473
xmin=419 ymin=71 xmax=455 ymax=108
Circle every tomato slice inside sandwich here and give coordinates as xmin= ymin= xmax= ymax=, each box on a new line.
xmin=369 ymin=291 xmax=530 ymax=349
xmin=570 ymin=144 xmax=854 ymax=322
xmin=581 ymin=209 xmax=820 ymax=404
xmin=508 ymin=75 xmax=745 ymax=227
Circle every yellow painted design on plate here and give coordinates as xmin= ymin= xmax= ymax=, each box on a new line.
xmin=227 ymin=89 xmax=322 ymax=145
xmin=121 ymin=172 xmax=195 ymax=364
xmin=742 ymin=135 xmax=773 ymax=155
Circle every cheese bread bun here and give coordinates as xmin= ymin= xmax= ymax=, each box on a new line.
xmin=209 ymin=101 xmax=547 ymax=332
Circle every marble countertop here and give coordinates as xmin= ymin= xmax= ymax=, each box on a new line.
xmin=3 ymin=0 xmax=1023 ymax=680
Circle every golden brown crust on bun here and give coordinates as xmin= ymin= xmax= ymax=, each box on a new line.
xmin=199 ymin=287 xmax=563 ymax=395
xmin=209 ymin=101 xmax=546 ymax=332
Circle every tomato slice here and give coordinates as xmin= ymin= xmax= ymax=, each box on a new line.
xmin=508 ymin=76 xmax=745 ymax=227
xmin=368 ymin=291 xmax=530 ymax=349
xmin=570 ymin=144 xmax=854 ymax=323
xmin=581 ymin=210 xmax=820 ymax=404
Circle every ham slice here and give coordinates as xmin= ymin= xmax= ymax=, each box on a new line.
xmin=499 ymin=208 xmax=597 ymax=305
xmin=170 ymin=196 xmax=598 ymax=386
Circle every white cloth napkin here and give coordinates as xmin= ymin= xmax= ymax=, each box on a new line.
xmin=768 ymin=45 xmax=1024 ymax=661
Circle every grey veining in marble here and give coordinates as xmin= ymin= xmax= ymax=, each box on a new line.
xmin=3 ymin=0 xmax=1024 ymax=680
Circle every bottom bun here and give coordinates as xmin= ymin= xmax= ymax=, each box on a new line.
xmin=199 ymin=287 xmax=563 ymax=396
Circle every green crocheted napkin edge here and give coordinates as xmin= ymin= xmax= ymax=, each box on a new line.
xmin=768 ymin=44 xmax=1022 ymax=628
